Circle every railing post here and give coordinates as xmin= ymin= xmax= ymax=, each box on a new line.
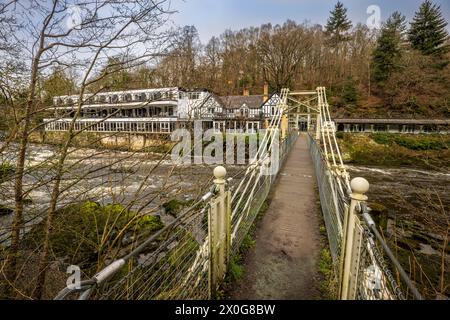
xmin=340 ymin=177 xmax=369 ymax=300
xmin=208 ymin=166 xmax=231 ymax=297
xmin=315 ymin=113 xmax=321 ymax=140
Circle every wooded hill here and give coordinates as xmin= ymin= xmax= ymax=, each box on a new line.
xmin=5 ymin=1 xmax=450 ymax=119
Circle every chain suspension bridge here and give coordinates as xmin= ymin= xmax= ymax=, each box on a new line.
xmin=55 ymin=87 xmax=423 ymax=300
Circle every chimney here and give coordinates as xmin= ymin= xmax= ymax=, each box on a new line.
xmin=263 ymin=83 xmax=269 ymax=102
xmin=243 ymin=88 xmax=250 ymax=96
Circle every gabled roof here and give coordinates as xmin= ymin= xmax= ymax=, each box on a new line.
xmin=217 ymin=95 xmax=268 ymax=109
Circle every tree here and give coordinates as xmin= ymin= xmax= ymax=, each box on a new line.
xmin=257 ymin=21 xmax=313 ymax=90
xmin=325 ymin=1 xmax=352 ymax=48
xmin=408 ymin=0 xmax=449 ymax=57
xmin=341 ymin=77 xmax=359 ymax=105
xmin=41 ymin=67 xmax=76 ymax=105
xmin=156 ymin=26 xmax=201 ymax=88
xmin=0 ymin=0 xmax=173 ymax=300
xmin=372 ymin=12 xmax=407 ymax=82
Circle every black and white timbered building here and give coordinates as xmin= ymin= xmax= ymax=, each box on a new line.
xmin=44 ymin=87 xmax=281 ymax=135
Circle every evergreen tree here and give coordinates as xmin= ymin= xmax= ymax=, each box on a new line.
xmin=341 ymin=77 xmax=359 ymax=105
xmin=408 ymin=0 xmax=449 ymax=56
xmin=372 ymin=12 xmax=407 ymax=82
xmin=325 ymin=1 xmax=352 ymax=47
xmin=41 ymin=67 xmax=76 ymax=104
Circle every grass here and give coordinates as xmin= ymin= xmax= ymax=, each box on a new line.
xmin=317 ymin=248 xmax=337 ymax=299
xmin=314 ymin=186 xmax=338 ymax=300
xmin=370 ymin=133 xmax=450 ymax=151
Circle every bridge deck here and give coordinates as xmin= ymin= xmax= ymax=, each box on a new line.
xmin=229 ymin=134 xmax=322 ymax=299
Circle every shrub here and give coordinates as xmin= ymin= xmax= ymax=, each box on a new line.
xmin=0 ymin=162 xmax=15 ymax=183
xmin=21 ymin=201 xmax=164 ymax=272
xmin=371 ymin=133 xmax=449 ymax=151
xmin=163 ymin=198 xmax=194 ymax=217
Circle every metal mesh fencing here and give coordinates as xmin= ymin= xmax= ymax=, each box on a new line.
xmin=307 ymin=134 xmax=347 ymax=264
xmin=54 ymin=196 xmax=213 ymax=300
xmin=98 ymin=205 xmax=210 ymax=300
xmin=308 ymin=132 xmax=423 ymax=300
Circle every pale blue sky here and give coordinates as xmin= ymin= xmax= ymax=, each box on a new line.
xmin=170 ymin=0 xmax=450 ymax=43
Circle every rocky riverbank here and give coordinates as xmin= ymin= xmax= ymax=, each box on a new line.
xmin=341 ymin=134 xmax=449 ymax=299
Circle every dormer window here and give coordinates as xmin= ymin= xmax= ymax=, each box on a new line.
xmin=188 ymin=92 xmax=200 ymax=100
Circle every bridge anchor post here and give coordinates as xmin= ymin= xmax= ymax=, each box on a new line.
xmin=208 ymin=166 xmax=231 ymax=298
xmin=340 ymin=177 xmax=369 ymax=300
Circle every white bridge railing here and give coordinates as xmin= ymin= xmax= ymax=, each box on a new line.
xmin=309 ymin=87 xmax=423 ymax=300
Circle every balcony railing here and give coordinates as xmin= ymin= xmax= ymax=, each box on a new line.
xmin=43 ymin=118 xmax=178 ymax=134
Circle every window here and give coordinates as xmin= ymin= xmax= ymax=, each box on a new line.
xmin=404 ymin=125 xmax=415 ymax=133
xmin=271 ymin=106 xmax=277 ymax=115
xmin=214 ymin=121 xmax=225 ymax=133
xmin=423 ymin=125 xmax=437 ymax=133
xmin=246 ymin=121 xmax=260 ymax=133
xmin=161 ymin=122 xmax=170 ymax=132
xmin=153 ymin=92 xmax=162 ymax=100
xmin=188 ymin=92 xmax=201 ymax=100
xmin=374 ymin=124 xmax=387 ymax=132
xmin=137 ymin=123 xmax=145 ymax=131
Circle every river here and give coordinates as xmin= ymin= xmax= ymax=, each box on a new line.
xmin=0 ymin=143 xmax=241 ymax=245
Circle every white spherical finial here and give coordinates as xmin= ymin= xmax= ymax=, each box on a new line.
xmin=213 ymin=166 xmax=227 ymax=180
xmin=351 ymin=177 xmax=369 ymax=194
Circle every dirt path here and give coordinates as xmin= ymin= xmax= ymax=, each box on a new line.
xmin=229 ymin=135 xmax=322 ymax=300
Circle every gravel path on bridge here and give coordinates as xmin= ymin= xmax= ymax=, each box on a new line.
xmin=229 ymin=135 xmax=323 ymax=299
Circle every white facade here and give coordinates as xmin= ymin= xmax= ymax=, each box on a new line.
xmin=44 ymin=88 xmax=282 ymax=134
